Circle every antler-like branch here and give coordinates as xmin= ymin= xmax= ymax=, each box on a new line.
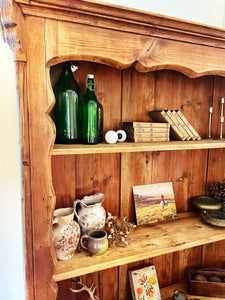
xmin=70 ymin=277 xmax=99 ymax=300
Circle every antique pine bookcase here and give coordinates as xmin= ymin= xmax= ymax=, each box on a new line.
xmin=2 ymin=0 xmax=225 ymax=299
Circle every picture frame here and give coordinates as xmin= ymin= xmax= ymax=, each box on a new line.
xmin=133 ymin=182 xmax=177 ymax=226
xmin=129 ymin=265 xmax=161 ymax=300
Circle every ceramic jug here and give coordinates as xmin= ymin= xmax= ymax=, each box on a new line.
xmin=74 ymin=193 xmax=106 ymax=234
xmin=80 ymin=229 xmax=108 ymax=256
xmin=52 ymin=207 xmax=80 ymax=260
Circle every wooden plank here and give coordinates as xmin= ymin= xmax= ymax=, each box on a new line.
xmin=16 ymin=61 xmax=35 ymax=300
xmin=53 ymin=214 xmax=225 ymax=282
xmin=15 ymin=0 xmax=225 ymax=52
xmin=51 ymin=155 xmax=76 ymax=209
xmin=42 ymin=20 xmax=225 ymax=78
xmin=26 ymin=16 xmax=57 ymax=300
xmin=160 ymin=281 xmax=223 ymax=300
xmin=52 ymin=139 xmax=225 ymax=155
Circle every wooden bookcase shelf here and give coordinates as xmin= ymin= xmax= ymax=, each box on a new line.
xmin=53 ymin=213 xmax=225 ymax=282
xmin=4 ymin=0 xmax=225 ymax=298
xmin=160 ymin=282 xmax=222 ymax=300
xmin=52 ymin=139 xmax=225 ymax=155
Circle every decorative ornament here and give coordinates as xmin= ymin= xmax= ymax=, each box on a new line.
xmin=104 ymin=212 xmax=136 ymax=247
xmin=116 ymin=129 xmax=127 ymax=142
xmin=105 ymin=130 xmax=118 ymax=144
xmin=105 ymin=129 xmax=127 ymax=144
xmin=173 ymin=289 xmax=187 ymax=300
xmin=70 ymin=277 xmax=99 ymax=300
xmin=210 ymin=182 xmax=225 ymax=202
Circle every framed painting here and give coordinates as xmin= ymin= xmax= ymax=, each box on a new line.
xmin=129 ymin=265 xmax=161 ymax=300
xmin=132 ymin=182 xmax=177 ymax=226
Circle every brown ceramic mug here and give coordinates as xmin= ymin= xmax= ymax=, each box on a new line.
xmin=80 ymin=229 xmax=108 ymax=256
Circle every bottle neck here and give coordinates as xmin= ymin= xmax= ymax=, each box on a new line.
xmin=86 ymin=79 xmax=95 ymax=92
xmin=62 ymin=62 xmax=73 ymax=77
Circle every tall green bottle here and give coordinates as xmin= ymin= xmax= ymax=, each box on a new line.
xmin=82 ymin=74 xmax=100 ymax=144
xmin=53 ymin=61 xmax=81 ymax=144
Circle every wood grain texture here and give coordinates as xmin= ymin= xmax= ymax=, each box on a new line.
xmin=53 ymin=214 xmax=225 ymax=282
xmin=16 ymin=62 xmax=35 ymax=300
xmin=15 ymin=0 xmax=225 ymax=51
xmin=52 ymin=139 xmax=225 ymax=155
xmin=161 ymin=281 xmax=223 ymax=299
xmin=26 ymin=16 xmax=57 ymax=299
xmin=5 ymin=1 xmax=225 ymax=299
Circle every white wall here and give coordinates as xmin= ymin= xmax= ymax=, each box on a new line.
xmin=0 ymin=38 xmax=25 ymax=299
xmin=0 ymin=1 xmax=225 ymax=300
xmin=99 ymin=0 xmax=225 ymax=28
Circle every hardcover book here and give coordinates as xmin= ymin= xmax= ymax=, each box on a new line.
xmin=148 ymin=110 xmax=186 ymax=140
xmin=176 ymin=110 xmax=201 ymax=140
xmin=167 ymin=110 xmax=191 ymax=140
xmin=122 ymin=122 xmax=169 ymax=128
xmin=172 ymin=110 xmax=196 ymax=140
xmin=148 ymin=110 xmax=201 ymax=141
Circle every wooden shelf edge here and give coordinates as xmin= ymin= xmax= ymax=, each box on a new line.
xmin=52 ymin=139 xmax=225 ymax=155
xmin=161 ymin=281 xmax=223 ymax=300
xmin=53 ymin=213 xmax=225 ymax=282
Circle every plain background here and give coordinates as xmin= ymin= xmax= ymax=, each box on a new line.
xmin=1 ymin=0 xmax=225 ymax=299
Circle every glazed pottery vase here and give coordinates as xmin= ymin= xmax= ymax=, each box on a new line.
xmin=52 ymin=207 xmax=80 ymax=260
xmin=74 ymin=193 xmax=106 ymax=234
xmin=80 ymin=229 xmax=108 ymax=255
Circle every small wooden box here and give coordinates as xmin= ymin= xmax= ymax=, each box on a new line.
xmin=187 ymin=269 xmax=225 ymax=298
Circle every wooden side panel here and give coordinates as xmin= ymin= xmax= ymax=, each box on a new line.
xmin=26 ymin=16 xmax=57 ymax=300
xmin=16 ymin=61 xmax=35 ymax=300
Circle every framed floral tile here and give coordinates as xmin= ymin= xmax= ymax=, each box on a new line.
xmin=129 ymin=265 xmax=161 ymax=300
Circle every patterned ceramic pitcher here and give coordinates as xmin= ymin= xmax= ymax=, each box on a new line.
xmin=52 ymin=207 xmax=80 ymax=260
xmin=74 ymin=193 xmax=106 ymax=234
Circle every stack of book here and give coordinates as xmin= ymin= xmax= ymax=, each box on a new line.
xmin=121 ymin=122 xmax=170 ymax=142
xmin=148 ymin=110 xmax=201 ymax=141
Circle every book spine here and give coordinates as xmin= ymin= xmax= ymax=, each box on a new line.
xmin=167 ymin=110 xmax=191 ymax=141
xmin=177 ymin=110 xmax=201 ymax=140
xmin=122 ymin=122 xmax=169 ymax=128
xmin=127 ymin=136 xmax=169 ymax=142
xmin=160 ymin=110 xmax=186 ymax=141
xmin=126 ymin=132 xmax=169 ymax=138
xmin=122 ymin=126 xmax=170 ymax=134
xmin=172 ymin=110 xmax=196 ymax=140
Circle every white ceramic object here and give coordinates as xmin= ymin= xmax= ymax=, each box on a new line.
xmin=52 ymin=207 xmax=80 ymax=260
xmin=74 ymin=193 xmax=106 ymax=234
xmin=105 ymin=130 xmax=118 ymax=144
xmin=116 ymin=129 xmax=127 ymax=142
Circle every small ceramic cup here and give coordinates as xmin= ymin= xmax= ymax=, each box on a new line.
xmin=80 ymin=229 xmax=108 ymax=256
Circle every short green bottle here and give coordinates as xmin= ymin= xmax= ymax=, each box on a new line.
xmin=53 ymin=61 xmax=81 ymax=144
xmin=82 ymin=74 xmax=99 ymax=144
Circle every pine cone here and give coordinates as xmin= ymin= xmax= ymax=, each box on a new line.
xmin=210 ymin=182 xmax=225 ymax=202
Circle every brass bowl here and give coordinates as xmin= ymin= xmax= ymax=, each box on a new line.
xmin=191 ymin=196 xmax=222 ymax=211
xmin=200 ymin=210 xmax=225 ymax=227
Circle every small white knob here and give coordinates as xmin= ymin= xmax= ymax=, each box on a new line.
xmin=105 ymin=130 xmax=118 ymax=144
xmin=116 ymin=130 xmax=127 ymax=142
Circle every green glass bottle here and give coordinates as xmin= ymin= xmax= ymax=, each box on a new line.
xmin=53 ymin=61 xmax=81 ymax=144
xmin=82 ymin=74 xmax=99 ymax=144
xmin=98 ymin=101 xmax=104 ymax=143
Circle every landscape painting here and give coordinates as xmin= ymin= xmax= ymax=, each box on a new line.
xmin=133 ymin=182 xmax=177 ymax=226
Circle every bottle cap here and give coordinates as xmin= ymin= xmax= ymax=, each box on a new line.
xmin=87 ymin=74 xmax=94 ymax=79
